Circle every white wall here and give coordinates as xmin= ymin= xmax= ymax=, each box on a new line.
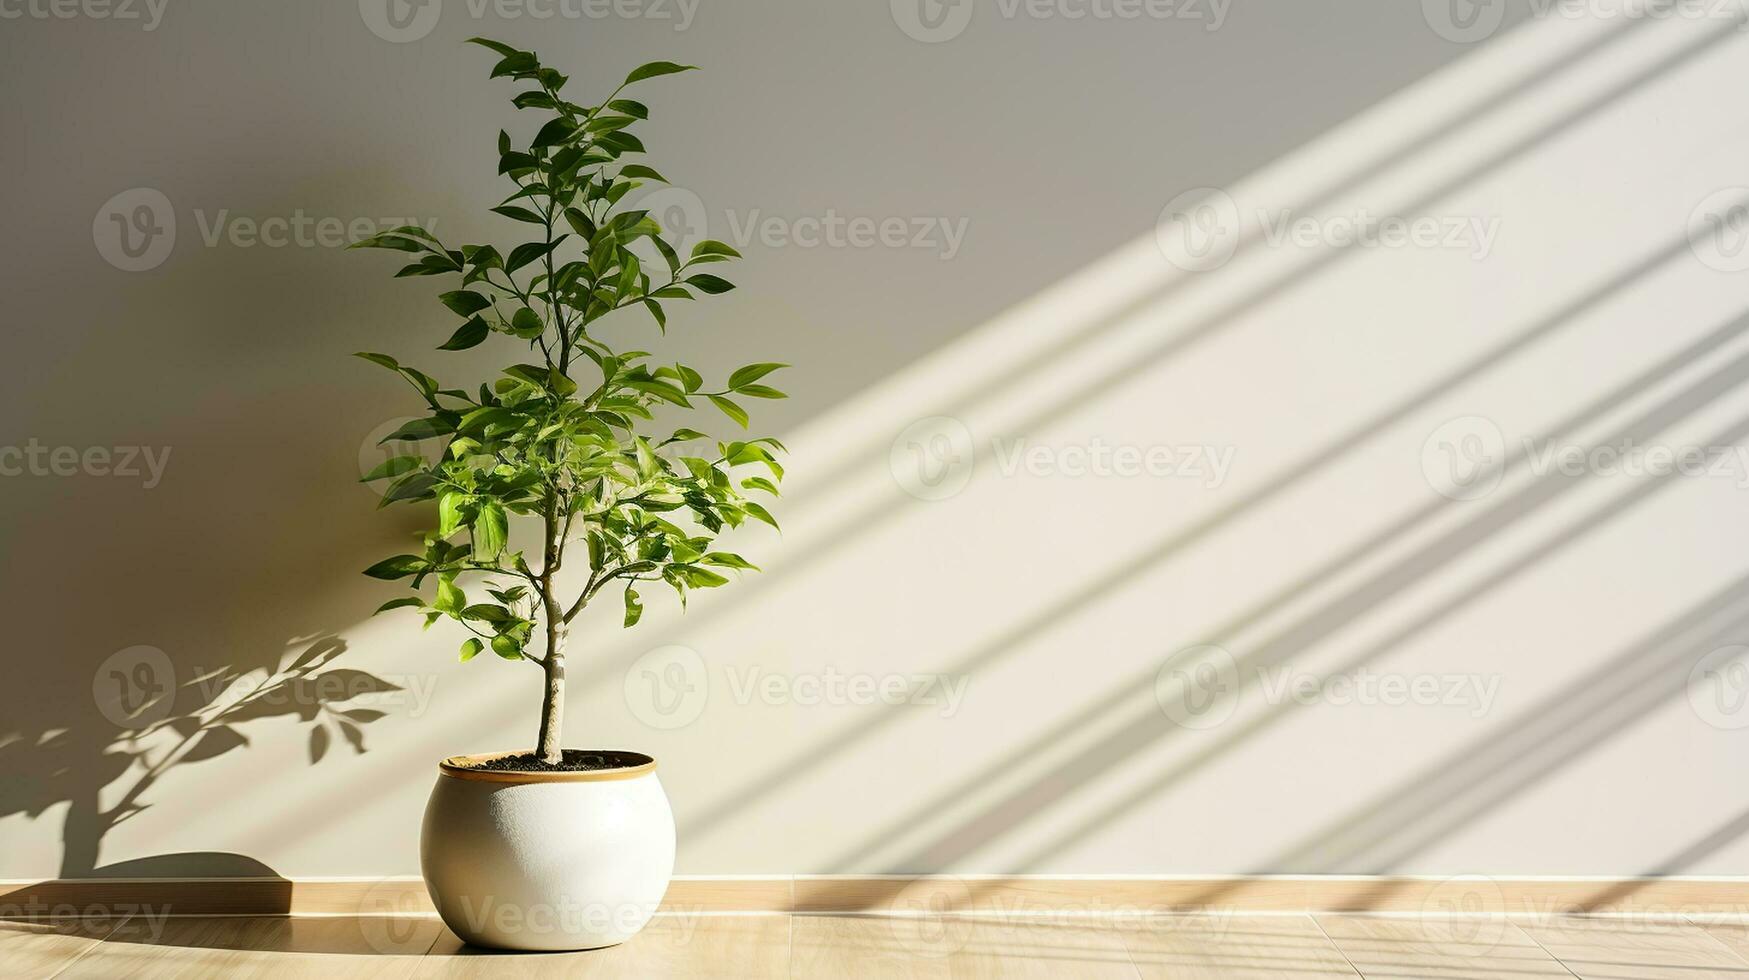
xmin=5 ymin=0 xmax=1749 ymax=881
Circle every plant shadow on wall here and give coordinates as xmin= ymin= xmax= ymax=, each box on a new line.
xmin=0 ymin=636 xmax=398 ymax=891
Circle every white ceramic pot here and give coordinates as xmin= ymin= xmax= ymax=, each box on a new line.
xmin=420 ymin=750 xmax=675 ymax=951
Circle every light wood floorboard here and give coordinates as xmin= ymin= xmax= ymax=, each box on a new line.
xmin=1517 ymin=915 xmax=1749 ymax=980
xmin=0 ymin=917 xmax=125 ymax=979
xmin=1121 ymin=914 xmax=1361 ymax=979
xmin=16 ymin=912 xmax=1749 ymax=977
xmin=1314 ymin=913 xmax=1574 ymax=978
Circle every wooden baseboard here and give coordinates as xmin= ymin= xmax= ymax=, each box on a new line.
xmin=4 ymin=875 xmax=1747 ymax=919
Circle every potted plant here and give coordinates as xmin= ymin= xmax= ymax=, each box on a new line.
xmin=350 ymin=37 xmax=788 ymax=951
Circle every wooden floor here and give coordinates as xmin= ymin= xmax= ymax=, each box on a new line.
xmin=10 ymin=911 xmax=1749 ymax=978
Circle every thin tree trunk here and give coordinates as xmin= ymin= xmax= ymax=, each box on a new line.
xmin=535 ymin=500 xmax=567 ymax=764
xmin=535 ymin=625 xmax=566 ymax=764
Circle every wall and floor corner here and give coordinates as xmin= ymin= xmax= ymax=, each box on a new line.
xmin=4 ymin=0 xmax=1749 ymax=913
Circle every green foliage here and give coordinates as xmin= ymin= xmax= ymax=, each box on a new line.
xmin=353 ymin=39 xmax=787 ymax=667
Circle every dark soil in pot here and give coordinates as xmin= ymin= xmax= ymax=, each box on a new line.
xmin=457 ymin=749 xmax=653 ymax=773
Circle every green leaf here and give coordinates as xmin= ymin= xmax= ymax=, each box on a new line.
xmin=364 ymin=555 xmax=427 ymax=580
xmin=361 ymin=455 xmax=423 ymax=482
xmin=510 ymin=307 xmax=546 ymax=339
xmin=439 ymin=316 xmax=491 ymax=351
xmin=435 ymin=577 xmax=465 ymax=615
xmin=506 ymin=238 xmax=563 ymax=273
xmin=532 ymin=116 xmax=580 ymax=148
xmin=381 ymin=470 xmax=440 ymax=506
xmin=466 ymin=37 xmax=523 ymax=59
xmin=563 ymin=207 xmax=596 ymax=238
xmin=729 ymin=362 xmax=788 ymax=389
xmin=743 ymin=501 xmax=780 ymax=529
xmin=624 ymin=61 xmax=698 ymax=85
xmin=702 ymin=552 xmax=759 ymax=572
xmin=461 ymin=603 xmax=514 ymax=624
xmin=460 ymin=637 xmax=483 ymax=662
xmin=610 ymin=99 xmax=650 ymax=119
xmin=375 ymin=597 xmax=425 ymax=614
xmin=709 ymin=394 xmax=749 ymax=428
xmin=677 ymin=565 xmax=730 ymax=588
xmin=737 ymin=384 xmax=786 ymax=399
xmin=620 ymin=163 xmax=665 ymax=183
xmin=491 ymin=204 xmax=545 ymax=224
xmin=473 ymin=500 xmax=508 ymax=562
xmin=686 ymin=274 xmax=736 ymax=295
xmin=629 ymin=379 xmax=690 ymax=407
xmin=439 ymin=290 xmax=492 ymax=317
xmin=491 ymin=51 xmax=539 ymax=79
xmin=691 ymin=240 xmax=741 ymax=260
xmin=438 ymin=492 xmax=470 ymax=538
xmin=379 ymin=417 xmax=454 ymax=442
xmin=491 ymin=634 xmax=524 ymax=660
xmin=348 ymin=233 xmax=425 ymax=253
xmin=458 ymin=405 xmax=521 ymax=435
xmin=354 ymin=351 xmax=401 ymax=372
xmin=623 ymin=586 xmax=643 ymax=627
